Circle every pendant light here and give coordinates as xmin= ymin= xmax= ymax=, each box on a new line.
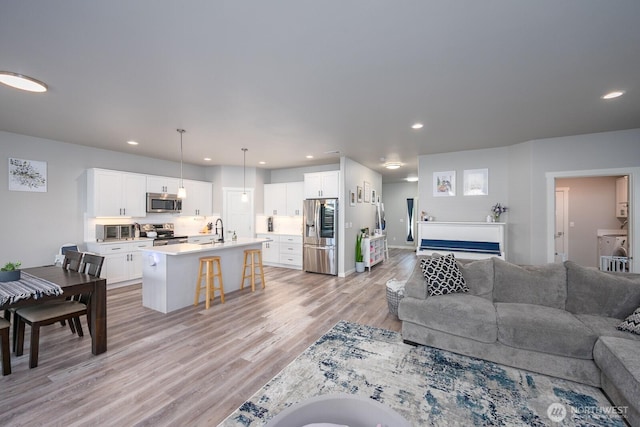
xmin=177 ymin=129 xmax=187 ymax=199
xmin=241 ymin=148 xmax=248 ymax=202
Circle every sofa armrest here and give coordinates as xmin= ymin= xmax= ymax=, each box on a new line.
xmin=405 ymin=257 xmax=428 ymax=299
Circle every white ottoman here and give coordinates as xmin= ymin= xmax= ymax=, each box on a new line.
xmin=264 ymin=393 xmax=411 ymax=427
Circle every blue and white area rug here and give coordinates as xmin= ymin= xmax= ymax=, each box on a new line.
xmin=219 ymin=320 xmax=625 ymax=426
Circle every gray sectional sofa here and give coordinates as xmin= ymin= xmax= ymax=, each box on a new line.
xmin=398 ymin=256 xmax=640 ymax=426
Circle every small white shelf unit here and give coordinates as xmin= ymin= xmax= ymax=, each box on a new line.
xmin=363 ymin=235 xmax=386 ymax=272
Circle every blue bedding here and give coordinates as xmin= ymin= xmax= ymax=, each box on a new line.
xmin=420 ymin=239 xmax=501 ymax=255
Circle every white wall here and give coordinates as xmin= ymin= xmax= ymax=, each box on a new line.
xmin=531 ymin=129 xmax=639 ymax=267
xmin=381 ymin=182 xmax=418 ymax=248
xmin=0 ymin=131 xmax=208 ymax=268
xmin=416 ymin=128 xmax=640 ymax=266
xmin=342 ymin=157 xmax=382 ymax=275
xmin=418 ymin=146 xmax=510 ymax=222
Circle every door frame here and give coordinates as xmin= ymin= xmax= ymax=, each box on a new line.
xmin=554 ymin=187 xmax=569 ymax=262
xmin=546 ymin=167 xmax=638 ymax=272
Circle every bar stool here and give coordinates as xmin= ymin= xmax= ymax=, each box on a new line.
xmin=194 ymin=256 xmax=225 ymax=309
xmin=1 ymin=318 xmax=11 ymax=375
xmin=241 ymin=249 xmax=265 ymax=292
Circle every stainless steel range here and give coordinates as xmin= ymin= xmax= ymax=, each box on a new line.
xmin=141 ymin=223 xmax=188 ymax=246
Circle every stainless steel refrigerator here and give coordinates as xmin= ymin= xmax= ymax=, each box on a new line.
xmin=303 ymin=198 xmax=338 ymax=275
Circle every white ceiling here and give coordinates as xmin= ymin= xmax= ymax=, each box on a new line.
xmin=1 ymin=1 xmax=639 ymax=182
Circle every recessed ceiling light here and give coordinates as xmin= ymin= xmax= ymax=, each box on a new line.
xmin=411 ymin=123 xmax=424 ymax=130
xmin=126 ymin=140 xmax=139 ymax=146
xmin=406 ymin=177 xmax=419 ymax=182
xmin=384 ymin=162 xmax=402 ymax=170
xmin=602 ymin=91 xmax=624 ymax=100
xmin=0 ymin=71 xmax=48 ymax=92
xmin=204 ymin=157 xmax=211 ymax=161
xmin=306 ymin=155 xmax=314 ymax=159
xmin=259 ymin=161 xmax=266 ymax=165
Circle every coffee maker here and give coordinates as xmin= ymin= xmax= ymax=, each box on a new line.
xmin=267 ymin=216 xmax=274 ymax=232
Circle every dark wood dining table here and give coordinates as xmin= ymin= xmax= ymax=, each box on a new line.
xmin=0 ymin=265 xmax=107 ymax=355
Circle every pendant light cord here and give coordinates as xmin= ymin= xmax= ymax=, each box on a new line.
xmin=177 ymin=129 xmax=185 ymax=188
xmin=242 ymin=148 xmax=248 ymax=194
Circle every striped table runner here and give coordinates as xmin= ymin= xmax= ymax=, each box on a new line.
xmin=0 ymin=271 xmax=64 ymax=306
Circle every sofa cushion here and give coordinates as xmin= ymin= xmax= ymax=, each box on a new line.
xmin=593 ymin=336 xmax=640 ymax=419
xmin=565 ymin=261 xmax=640 ymax=318
xmin=576 ymin=314 xmax=640 ymax=341
xmin=399 ymin=294 xmax=497 ymax=343
xmin=420 ymin=254 xmax=469 ymax=296
xmin=404 ymin=256 xmax=430 ymax=299
xmin=618 ymin=306 xmax=640 ymax=335
xmin=493 ymin=258 xmax=567 ymax=309
xmin=457 ymin=258 xmax=493 ymax=300
xmin=496 ymin=303 xmax=597 ymax=359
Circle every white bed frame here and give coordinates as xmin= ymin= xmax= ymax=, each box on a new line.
xmin=416 ymin=221 xmax=506 ymax=260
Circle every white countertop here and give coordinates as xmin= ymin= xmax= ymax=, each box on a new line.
xmin=140 ymin=237 xmax=269 ymax=255
xmin=87 ymin=238 xmax=154 ymax=245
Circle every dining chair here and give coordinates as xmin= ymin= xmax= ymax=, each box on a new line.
xmin=1 ymin=318 xmax=11 ymax=375
xmin=15 ymin=297 xmax=88 ymax=368
xmin=5 ymin=249 xmax=86 ymax=352
xmin=72 ymin=253 xmax=105 ymax=335
xmin=14 ymin=254 xmax=104 ymax=368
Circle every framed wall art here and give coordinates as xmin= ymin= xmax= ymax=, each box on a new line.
xmin=363 ymin=181 xmax=371 ymax=203
xmin=357 ymin=186 xmax=363 ymax=203
xmin=463 ymin=168 xmax=489 ymax=196
xmin=433 ymin=171 xmax=455 ymax=197
xmin=371 ymin=188 xmax=376 ymax=204
xmin=8 ymin=158 xmax=47 ymax=192
xmin=350 ymin=190 xmax=356 ymax=206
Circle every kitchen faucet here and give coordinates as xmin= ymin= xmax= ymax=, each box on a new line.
xmin=215 ymin=218 xmax=224 ymax=243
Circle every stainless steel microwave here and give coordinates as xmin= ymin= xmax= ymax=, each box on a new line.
xmin=146 ymin=193 xmax=182 ymax=213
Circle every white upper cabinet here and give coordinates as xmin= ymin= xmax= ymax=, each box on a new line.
xmin=180 ymin=179 xmax=213 ymax=217
xmin=616 ymin=176 xmax=628 ymax=218
xmin=264 ymin=181 xmax=304 ymax=216
xmin=304 ymin=171 xmax=339 ymax=199
xmin=146 ymin=176 xmax=180 ymax=194
xmin=87 ymin=168 xmax=146 ymax=217
xmin=264 ymin=183 xmax=286 ymax=215
xmin=286 ymin=181 xmax=304 ymax=216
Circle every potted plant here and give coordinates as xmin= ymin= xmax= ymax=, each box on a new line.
xmin=355 ymin=232 xmax=365 ymax=273
xmin=0 ymin=261 xmax=21 ymax=282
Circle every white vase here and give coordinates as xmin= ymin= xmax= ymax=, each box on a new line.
xmin=355 ymin=262 xmax=365 ymax=273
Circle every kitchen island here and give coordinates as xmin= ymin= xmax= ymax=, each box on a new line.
xmin=140 ymin=237 xmax=269 ymax=313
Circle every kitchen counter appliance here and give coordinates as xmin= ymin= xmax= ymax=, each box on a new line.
xmin=303 ymin=198 xmax=338 ymax=275
xmin=141 ymin=223 xmax=188 ymax=246
xmin=96 ymin=224 xmax=134 ymax=241
xmin=146 ymin=192 xmax=182 ymax=213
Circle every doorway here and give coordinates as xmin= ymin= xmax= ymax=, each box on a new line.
xmin=547 ymin=167 xmax=637 ymax=272
xmin=223 ymin=187 xmax=254 ymax=239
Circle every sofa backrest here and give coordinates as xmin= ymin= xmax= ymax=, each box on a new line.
xmin=565 ymin=260 xmax=640 ymax=318
xmin=405 ymin=255 xmax=494 ymax=300
xmin=492 ymin=258 xmax=567 ymax=309
xmin=457 ymin=258 xmax=494 ymax=300
xmin=404 ymin=256 xmax=430 ymax=299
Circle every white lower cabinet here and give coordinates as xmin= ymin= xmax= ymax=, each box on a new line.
xmin=258 ymin=234 xmax=280 ymax=264
xmin=87 ymin=240 xmax=153 ymax=285
xmin=279 ymin=235 xmax=302 ymax=267
xmin=257 ymin=234 xmax=302 ymax=269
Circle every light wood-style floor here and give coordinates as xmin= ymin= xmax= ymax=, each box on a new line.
xmin=1 ymin=248 xmax=415 ymax=426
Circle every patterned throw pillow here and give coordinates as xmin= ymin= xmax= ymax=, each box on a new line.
xmin=617 ymin=306 xmax=640 ymax=335
xmin=420 ymin=254 xmax=469 ymax=297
